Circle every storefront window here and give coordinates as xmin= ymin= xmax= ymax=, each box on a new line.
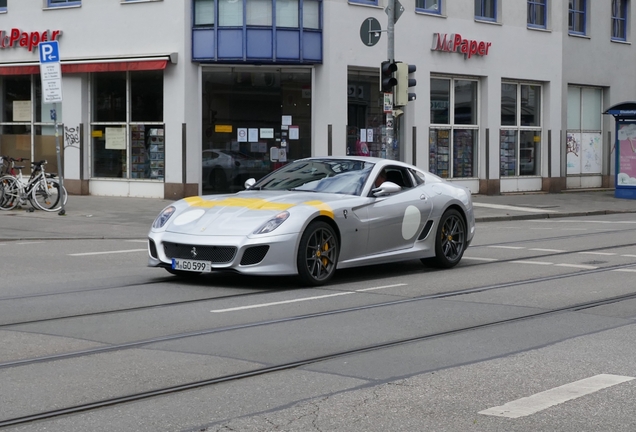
xmin=566 ymin=86 xmax=602 ymax=175
xmin=91 ymin=71 xmax=164 ymax=179
xmin=500 ymin=82 xmax=542 ymax=177
xmin=0 ymin=76 xmax=63 ymax=175
xmin=347 ymin=69 xmax=391 ymax=159
xmin=429 ymin=77 xmax=478 ymax=178
xmin=201 ymin=68 xmax=311 ymax=193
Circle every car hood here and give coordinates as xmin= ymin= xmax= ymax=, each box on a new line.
xmin=164 ymin=191 xmax=346 ymax=236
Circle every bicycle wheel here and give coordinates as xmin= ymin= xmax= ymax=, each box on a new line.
xmin=0 ymin=176 xmax=20 ymax=211
xmin=31 ymin=178 xmax=67 ymax=212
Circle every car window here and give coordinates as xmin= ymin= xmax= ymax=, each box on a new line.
xmin=252 ymin=159 xmax=375 ymax=196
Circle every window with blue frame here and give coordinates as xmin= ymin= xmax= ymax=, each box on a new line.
xmin=612 ymin=0 xmax=627 ymax=41
xmin=416 ymin=0 xmax=441 ymax=14
xmin=48 ymin=0 xmax=81 ymax=6
xmin=527 ymin=0 xmax=547 ymax=28
xmin=349 ymin=0 xmax=377 ymax=5
xmin=475 ymin=0 xmax=496 ymax=21
xmin=568 ymin=0 xmax=586 ymax=35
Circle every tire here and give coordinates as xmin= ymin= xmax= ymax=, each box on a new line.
xmin=0 ymin=176 xmax=20 ymax=211
xmin=31 ymin=178 xmax=68 ymax=212
xmin=427 ymin=209 xmax=467 ymax=269
xmin=296 ymin=221 xmax=339 ymax=286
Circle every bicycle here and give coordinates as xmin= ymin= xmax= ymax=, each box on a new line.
xmin=0 ymin=157 xmax=68 ymax=212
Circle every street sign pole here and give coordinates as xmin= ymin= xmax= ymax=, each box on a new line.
xmin=38 ymin=41 xmax=65 ymax=215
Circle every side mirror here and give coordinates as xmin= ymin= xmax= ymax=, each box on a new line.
xmin=244 ymin=178 xmax=256 ymax=189
xmin=372 ymin=181 xmax=401 ymax=197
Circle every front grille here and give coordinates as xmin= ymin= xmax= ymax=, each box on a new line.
xmin=164 ymin=242 xmax=237 ymax=264
xmin=240 ymin=245 xmax=270 ymax=266
xmin=148 ymin=239 xmax=158 ymax=259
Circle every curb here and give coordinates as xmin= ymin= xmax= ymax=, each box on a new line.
xmin=475 ymin=209 xmax=636 ymax=223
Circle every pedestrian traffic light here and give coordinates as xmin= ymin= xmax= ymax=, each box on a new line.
xmin=395 ymin=63 xmax=417 ymax=106
xmin=380 ymin=60 xmax=398 ymax=93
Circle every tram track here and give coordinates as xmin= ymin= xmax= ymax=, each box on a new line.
xmin=1 ymin=261 xmax=636 ymax=429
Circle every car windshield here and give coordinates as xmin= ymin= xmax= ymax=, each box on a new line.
xmin=252 ymin=159 xmax=375 ymax=196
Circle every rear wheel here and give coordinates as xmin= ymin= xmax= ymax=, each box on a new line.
xmin=426 ymin=209 xmax=466 ymax=268
xmin=296 ymin=221 xmax=339 ymax=286
xmin=31 ymin=178 xmax=67 ymax=212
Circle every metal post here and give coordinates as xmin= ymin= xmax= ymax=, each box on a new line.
xmin=54 ymin=102 xmax=66 ymax=215
xmin=385 ymin=0 xmax=395 ymax=160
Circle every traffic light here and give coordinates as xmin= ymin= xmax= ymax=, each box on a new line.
xmin=395 ymin=63 xmax=417 ymax=106
xmin=380 ymin=60 xmax=398 ymax=93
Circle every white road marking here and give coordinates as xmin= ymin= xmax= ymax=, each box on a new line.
xmin=555 ymin=263 xmax=598 ymax=269
xmin=511 ymin=260 xmax=553 ymax=265
xmin=472 ymin=202 xmax=558 ymax=213
xmin=488 ymin=246 xmax=525 ymax=250
xmin=529 ymin=227 xmax=553 ymax=230
xmin=622 ymin=254 xmax=636 ymax=258
xmin=68 ymin=249 xmax=147 ymax=256
xmin=613 ymin=269 xmax=636 ymax=273
xmin=211 ymin=284 xmax=407 ymax=313
xmin=532 ymin=220 xmax=636 ymax=224
xmin=579 ymin=252 xmax=617 ymax=256
xmin=529 ymin=248 xmax=567 ymax=253
xmin=16 ymin=241 xmax=45 ymax=245
xmin=562 ymin=228 xmax=588 ymax=231
xmin=479 ymin=374 xmax=634 ymax=419
xmin=462 ymin=257 xmax=499 ymax=262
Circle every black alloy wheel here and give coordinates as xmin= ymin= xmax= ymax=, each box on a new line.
xmin=428 ymin=209 xmax=466 ymax=268
xmin=297 ymin=221 xmax=339 ymax=286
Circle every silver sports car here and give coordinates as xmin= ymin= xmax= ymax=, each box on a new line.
xmin=148 ymin=156 xmax=475 ymax=286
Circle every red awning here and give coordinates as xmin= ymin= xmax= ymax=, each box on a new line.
xmin=0 ymin=57 xmax=172 ymax=75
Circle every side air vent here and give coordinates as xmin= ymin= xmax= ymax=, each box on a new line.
xmin=240 ymin=245 xmax=270 ymax=266
xmin=418 ymin=220 xmax=434 ymax=240
xmin=148 ymin=239 xmax=158 ymax=259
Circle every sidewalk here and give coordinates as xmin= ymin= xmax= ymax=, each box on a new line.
xmin=1 ymin=190 xmax=635 ymax=241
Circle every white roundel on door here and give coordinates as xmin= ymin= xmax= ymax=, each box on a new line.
xmin=402 ymin=205 xmax=421 ymax=240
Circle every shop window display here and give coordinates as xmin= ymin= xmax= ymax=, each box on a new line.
xmin=0 ymin=76 xmax=63 ymax=175
xmin=500 ymin=83 xmax=542 ymax=177
xmin=91 ymin=71 xmax=164 ymax=179
xmin=429 ymin=77 xmax=478 ymax=179
xmin=201 ymin=68 xmax=312 ymax=193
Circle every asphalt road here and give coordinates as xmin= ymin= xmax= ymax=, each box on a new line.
xmin=1 ymin=207 xmax=636 ymax=431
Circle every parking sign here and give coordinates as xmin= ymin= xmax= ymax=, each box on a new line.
xmin=39 ymin=41 xmax=63 ymax=103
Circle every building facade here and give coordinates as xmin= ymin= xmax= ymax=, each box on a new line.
xmin=0 ymin=0 xmax=632 ymax=198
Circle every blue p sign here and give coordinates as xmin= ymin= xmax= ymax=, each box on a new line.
xmin=39 ymin=41 xmax=60 ymax=64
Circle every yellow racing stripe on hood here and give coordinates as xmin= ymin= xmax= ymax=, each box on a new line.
xmin=184 ymin=196 xmax=334 ymax=219
xmin=184 ymin=196 xmax=294 ymax=211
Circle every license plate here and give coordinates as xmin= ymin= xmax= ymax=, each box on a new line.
xmin=171 ymin=258 xmax=211 ymax=272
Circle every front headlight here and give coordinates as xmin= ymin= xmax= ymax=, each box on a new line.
xmin=152 ymin=206 xmax=176 ymax=229
xmin=254 ymin=211 xmax=289 ymax=234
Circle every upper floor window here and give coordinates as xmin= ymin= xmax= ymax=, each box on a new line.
xmin=568 ymin=0 xmax=586 ymax=35
xmin=612 ymin=0 xmax=628 ymax=41
xmin=416 ymin=0 xmax=442 ymax=14
xmin=0 ymin=0 xmax=6 ymax=11
xmin=527 ymin=0 xmax=547 ymax=29
xmin=48 ymin=0 xmax=81 ymax=6
xmin=349 ymin=0 xmax=377 ymax=5
xmin=475 ymin=0 xmax=496 ymax=21
xmin=194 ymin=0 xmax=318 ymax=28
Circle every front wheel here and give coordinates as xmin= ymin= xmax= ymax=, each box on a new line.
xmin=0 ymin=176 xmax=20 ymax=211
xmin=427 ymin=209 xmax=467 ymax=269
xmin=31 ymin=178 xmax=68 ymax=212
xmin=296 ymin=221 xmax=339 ymax=286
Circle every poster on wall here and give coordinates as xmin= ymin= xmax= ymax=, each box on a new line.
xmin=566 ymin=132 xmax=581 ymax=175
xmin=581 ymin=132 xmax=602 ymax=174
xmin=105 ymin=127 xmax=126 ymax=150
xmin=617 ymin=124 xmax=636 ymax=186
